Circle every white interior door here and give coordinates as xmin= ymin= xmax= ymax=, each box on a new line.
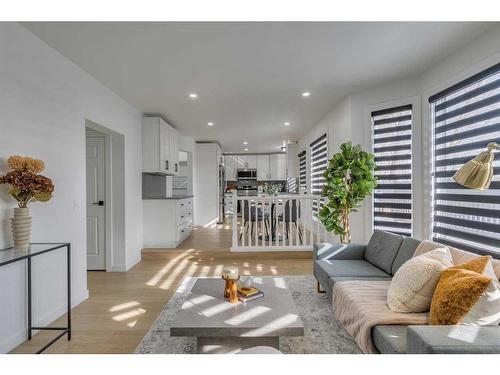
xmin=86 ymin=137 xmax=106 ymax=270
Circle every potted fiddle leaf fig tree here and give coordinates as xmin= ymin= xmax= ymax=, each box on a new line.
xmin=319 ymin=142 xmax=377 ymax=243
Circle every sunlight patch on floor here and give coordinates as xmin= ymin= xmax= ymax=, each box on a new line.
xmin=158 ymin=257 xmax=192 ymax=290
xmin=113 ymin=308 xmax=146 ymax=322
xmin=146 ymin=249 xmax=195 ymax=286
xmin=109 ymin=301 xmax=140 ymax=312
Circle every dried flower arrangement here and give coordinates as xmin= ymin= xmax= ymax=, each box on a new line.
xmin=0 ymin=155 xmax=54 ymax=208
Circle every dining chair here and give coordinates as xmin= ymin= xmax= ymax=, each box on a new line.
xmin=239 ymin=200 xmax=270 ymax=241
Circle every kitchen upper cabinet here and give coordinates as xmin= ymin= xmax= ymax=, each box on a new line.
xmin=269 ymin=153 xmax=287 ymax=180
xmin=224 ymin=155 xmax=237 ymax=181
xmin=257 ymin=154 xmax=270 ymax=180
xmin=169 ymin=125 xmax=179 ymax=174
xmin=225 ymin=153 xmax=287 ymax=181
xmin=142 ymin=117 xmax=179 ymax=175
xmin=239 ymin=155 xmax=257 ymax=169
xmin=286 ymin=143 xmax=298 ymax=178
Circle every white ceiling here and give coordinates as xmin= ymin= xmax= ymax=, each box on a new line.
xmin=23 ymin=22 xmax=491 ymax=153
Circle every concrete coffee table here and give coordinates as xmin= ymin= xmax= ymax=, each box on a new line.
xmin=170 ymin=277 xmax=304 ymax=353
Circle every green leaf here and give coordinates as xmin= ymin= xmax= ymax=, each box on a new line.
xmin=34 ymin=192 xmax=52 ymax=202
xmin=318 ymin=141 xmax=375 ymax=240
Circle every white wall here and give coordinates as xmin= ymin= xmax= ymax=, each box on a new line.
xmin=194 ymin=143 xmax=221 ymax=226
xmin=297 ymin=97 xmax=352 ymax=242
xmin=0 ymin=23 xmax=143 ymax=352
xmin=298 ymin=24 xmax=500 ymax=244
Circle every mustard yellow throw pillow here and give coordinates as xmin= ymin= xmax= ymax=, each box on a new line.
xmin=429 ymin=256 xmax=500 ymax=325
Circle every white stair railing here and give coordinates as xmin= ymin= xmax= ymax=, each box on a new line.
xmin=231 ymin=192 xmax=326 ymax=251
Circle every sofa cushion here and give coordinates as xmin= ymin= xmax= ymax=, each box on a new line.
xmin=365 ymin=230 xmax=404 ymax=274
xmin=388 ymin=247 xmax=454 ymax=313
xmin=414 ymin=240 xmax=500 ymax=279
xmin=317 ymin=259 xmax=391 ymax=278
xmin=327 ymin=276 xmax=392 ymax=300
xmin=372 ymin=325 xmax=407 ymax=354
xmin=314 ymin=242 xmax=366 ymax=260
xmin=407 ymin=325 xmax=500 ymax=354
xmin=429 ymin=256 xmax=500 ymax=325
xmin=314 ymin=259 xmax=391 ymax=296
xmin=391 ymin=237 xmax=421 ymax=275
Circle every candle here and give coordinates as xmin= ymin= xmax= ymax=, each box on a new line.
xmin=221 ymin=266 xmax=239 ymax=280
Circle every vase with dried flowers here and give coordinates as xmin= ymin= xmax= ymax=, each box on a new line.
xmin=0 ymin=155 xmax=54 ymax=249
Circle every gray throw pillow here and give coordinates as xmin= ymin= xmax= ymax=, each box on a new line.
xmin=365 ymin=230 xmax=404 ymax=274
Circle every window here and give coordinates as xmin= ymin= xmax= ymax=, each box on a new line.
xmin=310 ymin=133 xmax=327 ymax=217
xmin=430 ymin=63 xmax=500 ymax=254
xmin=310 ymin=133 xmax=328 ymax=195
xmin=372 ymin=105 xmax=413 ymax=236
xmin=298 ymin=150 xmax=307 ymax=190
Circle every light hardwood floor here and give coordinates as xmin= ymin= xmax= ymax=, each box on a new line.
xmin=11 ymin=224 xmax=312 ymax=354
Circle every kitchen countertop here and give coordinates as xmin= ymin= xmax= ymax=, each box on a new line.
xmin=143 ymin=195 xmax=194 ymax=200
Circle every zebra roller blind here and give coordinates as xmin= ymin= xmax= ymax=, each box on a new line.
xmin=372 ymin=104 xmax=413 ymax=236
xmin=310 ymin=134 xmax=328 ymax=195
xmin=310 ymin=134 xmax=327 ymax=218
xmin=298 ymin=150 xmax=307 ymax=190
xmin=430 ymin=63 xmax=500 ymax=255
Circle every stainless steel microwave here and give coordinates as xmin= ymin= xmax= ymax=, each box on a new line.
xmin=236 ymin=169 xmax=257 ymax=180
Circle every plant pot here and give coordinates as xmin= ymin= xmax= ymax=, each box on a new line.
xmin=11 ymin=207 xmax=31 ymax=250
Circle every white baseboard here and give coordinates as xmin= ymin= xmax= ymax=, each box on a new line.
xmin=109 ymin=264 xmax=128 ymax=272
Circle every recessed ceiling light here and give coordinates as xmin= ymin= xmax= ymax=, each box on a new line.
xmin=301 ymin=92 xmax=311 ymax=97
xmin=207 ymin=122 xmax=214 ymax=126
xmin=243 ymin=141 xmax=248 ymax=145
xmin=244 ymin=148 xmax=249 ymax=151
xmin=189 ymin=93 xmax=198 ymax=99
xmin=284 ymin=122 xmax=290 ymax=126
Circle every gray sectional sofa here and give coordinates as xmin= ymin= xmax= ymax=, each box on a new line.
xmin=313 ymin=230 xmax=500 ymax=354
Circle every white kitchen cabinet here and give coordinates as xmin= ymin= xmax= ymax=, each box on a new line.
xmin=169 ymin=125 xmax=179 ymax=174
xmin=269 ymin=153 xmax=287 ymax=180
xmin=224 ymin=155 xmax=237 ymax=181
xmin=256 ymin=154 xmax=270 ymax=180
xmin=226 ymin=153 xmax=287 ymax=181
xmin=142 ymin=117 xmax=179 ymax=175
xmin=232 ymin=155 xmax=245 ymax=170
xmin=239 ymin=155 xmax=257 ymax=169
xmin=286 ymin=143 xmax=298 ymax=178
xmin=143 ymin=197 xmax=193 ymax=248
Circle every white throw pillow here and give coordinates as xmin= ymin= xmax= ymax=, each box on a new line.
xmin=461 ymin=259 xmax=500 ymax=325
xmin=387 ymin=247 xmax=453 ymax=313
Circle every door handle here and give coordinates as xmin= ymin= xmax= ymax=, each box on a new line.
xmin=165 ymin=160 xmax=169 ymax=170
xmin=93 ymin=201 xmax=104 ymax=206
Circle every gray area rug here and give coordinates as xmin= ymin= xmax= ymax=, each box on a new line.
xmin=135 ymin=275 xmax=361 ymax=354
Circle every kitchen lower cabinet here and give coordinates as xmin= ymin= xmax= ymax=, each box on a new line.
xmin=143 ymin=197 xmax=193 ymax=248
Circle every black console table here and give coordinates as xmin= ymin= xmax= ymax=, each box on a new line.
xmin=0 ymin=243 xmax=71 ymax=353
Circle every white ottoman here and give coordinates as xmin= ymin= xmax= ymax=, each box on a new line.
xmin=237 ymin=346 xmax=282 ymax=354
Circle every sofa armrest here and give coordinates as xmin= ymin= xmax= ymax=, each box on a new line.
xmin=406 ymin=325 xmax=500 ymax=354
xmin=313 ymin=242 xmax=366 ymax=260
